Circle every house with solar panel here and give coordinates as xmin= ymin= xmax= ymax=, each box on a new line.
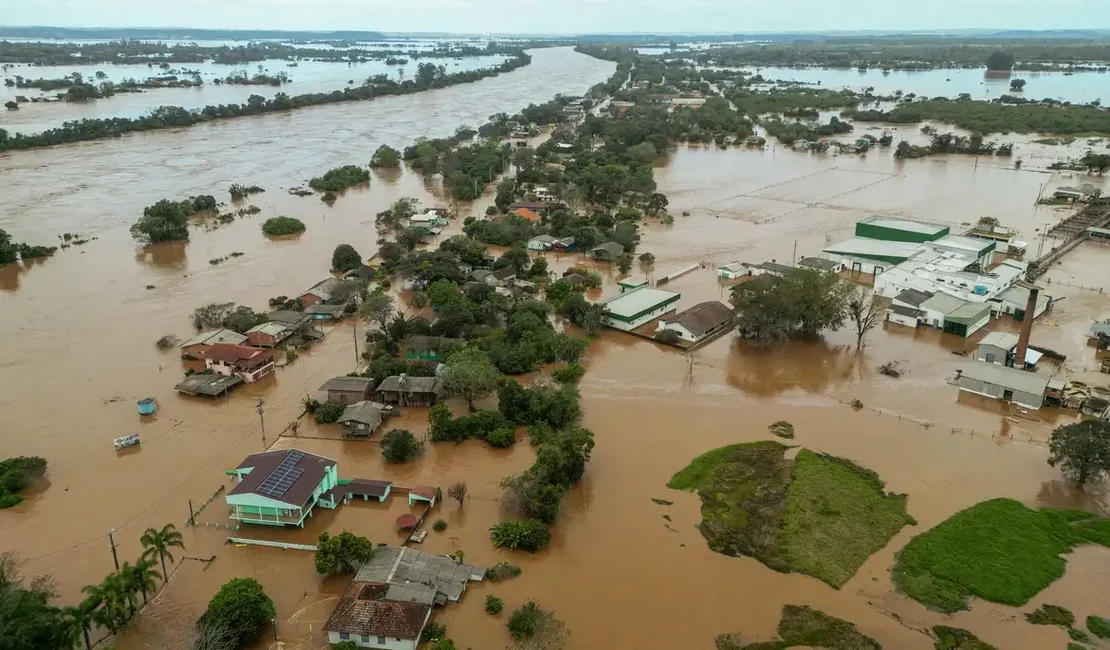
xmin=225 ymin=449 xmax=338 ymax=527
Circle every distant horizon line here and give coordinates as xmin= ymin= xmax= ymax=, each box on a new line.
xmin=3 ymin=25 xmax=1110 ymax=39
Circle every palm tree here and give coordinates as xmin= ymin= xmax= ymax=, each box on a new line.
xmin=140 ymin=523 xmax=185 ymax=582
xmin=130 ymin=559 xmax=160 ymax=605
xmin=60 ymin=605 xmax=91 ymax=650
xmin=81 ymin=577 xmax=129 ymax=634
xmin=116 ymin=563 xmax=138 ymax=618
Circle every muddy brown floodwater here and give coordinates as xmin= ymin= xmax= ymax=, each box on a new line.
xmin=3 ymin=49 xmax=1110 ymax=650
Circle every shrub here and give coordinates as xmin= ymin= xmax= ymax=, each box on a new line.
xmin=370 ymin=145 xmax=401 ymax=168
xmin=769 ymin=421 xmax=795 ymax=439
xmin=261 ymin=216 xmax=305 ymax=236
xmin=432 ymin=519 xmax=447 ymax=532
xmin=314 ymin=402 xmax=345 ymax=424
xmin=507 ymin=601 xmax=547 ymax=640
xmin=420 ymin=622 xmax=447 ymax=643
xmin=429 ymin=640 xmax=456 ymax=650
xmin=321 ymin=191 xmax=337 ymax=204
xmin=485 ymin=595 xmax=504 ymax=614
xmin=381 ymin=429 xmax=423 ymax=463
xmin=485 ymin=562 xmax=522 ymax=582
xmin=1026 ymin=604 xmax=1075 ymax=627
xmin=309 ymin=165 xmax=370 ymax=191
xmin=302 ymin=396 xmax=321 ymax=414
xmin=197 ymin=578 xmax=275 ymax=650
xmin=1088 ymin=615 xmax=1110 ymax=639
xmin=490 ymin=519 xmax=551 ymax=552
xmin=486 ymin=427 xmax=517 ymax=449
xmin=656 ymin=329 xmax=680 ymax=344
xmin=551 ymin=363 xmax=585 ymax=385
xmin=130 ymin=199 xmax=190 ymax=244
xmin=0 ymin=494 xmax=24 ymax=509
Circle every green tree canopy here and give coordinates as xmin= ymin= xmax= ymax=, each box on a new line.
xmin=442 ymin=347 xmax=502 ymax=410
xmin=261 ymin=216 xmax=305 ymax=236
xmin=731 ymin=268 xmax=852 ymax=346
xmin=985 ymin=50 xmax=1016 ymax=71
xmin=370 ymin=144 xmax=401 ymax=168
xmin=314 ymin=531 xmax=374 ymax=575
xmin=1048 ymin=420 xmax=1110 ymax=487
xmin=130 ymin=199 xmax=190 ymax=245
xmin=331 ymin=244 xmax=362 ymax=272
xmin=381 ymin=429 xmax=423 ymax=463
xmin=197 ymin=578 xmax=275 ymax=649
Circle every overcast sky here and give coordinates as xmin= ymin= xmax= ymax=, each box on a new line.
xmin=2 ymin=0 xmax=1106 ymax=34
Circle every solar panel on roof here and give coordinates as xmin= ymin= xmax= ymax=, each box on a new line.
xmin=255 ymin=451 xmax=307 ymax=499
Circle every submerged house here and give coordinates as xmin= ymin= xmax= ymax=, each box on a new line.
xmin=245 ymin=322 xmax=292 ymax=348
xmin=591 ymin=241 xmax=625 ymax=262
xmin=375 ymin=375 xmax=444 ymax=406
xmin=655 ymin=301 xmax=733 ymax=343
xmin=179 ymin=329 xmax=247 ymax=360
xmin=199 ymin=344 xmax=275 ymax=383
xmin=337 ymin=401 xmax=393 ymax=438
xmin=919 ymin=294 xmax=991 ymax=338
xmin=225 ymin=449 xmax=338 ymax=526
xmin=717 ymin=262 xmax=747 ymax=280
xmin=402 ymin=336 xmax=465 ymax=364
xmin=319 ymin=376 xmax=376 ymax=405
xmin=885 ymin=288 xmax=933 ymax=328
xmin=599 ymin=286 xmax=681 ymax=332
xmin=976 ymin=331 xmax=1042 ymax=369
xmin=955 ymin=362 xmax=1050 ymax=410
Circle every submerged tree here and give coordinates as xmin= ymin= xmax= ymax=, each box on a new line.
xmin=442 ymin=347 xmax=502 ymax=411
xmin=847 ymin=286 xmax=884 ymax=348
xmin=1048 ymin=420 xmax=1110 ymax=488
xmin=130 ymin=199 xmax=190 ymax=245
xmin=731 ymin=268 xmax=852 ymax=346
xmin=140 ymin=523 xmax=185 ymax=581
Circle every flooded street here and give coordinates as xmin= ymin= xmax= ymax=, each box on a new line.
xmin=3 ymin=44 xmax=1110 ymax=650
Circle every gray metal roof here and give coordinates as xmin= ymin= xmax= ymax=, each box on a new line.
xmin=174 ymin=374 xmax=243 ymax=396
xmin=959 ymin=362 xmax=1050 ymax=395
xmin=376 ymin=375 xmax=443 ymax=394
xmin=921 ymin=293 xmax=968 ymax=315
xmin=797 ymin=257 xmax=840 ymax=271
xmin=979 ymin=331 xmax=1019 ymax=350
xmin=355 ymin=547 xmax=483 ymax=604
xmin=338 ymin=401 xmax=387 ymax=426
xmin=893 ymin=288 xmax=934 ymax=307
xmin=319 ymin=376 xmax=376 ymax=393
xmin=179 ymin=328 xmax=247 ymax=348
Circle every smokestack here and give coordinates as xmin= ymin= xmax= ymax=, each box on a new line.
xmin=1014 ymin=287 xmax=1039 ymax=369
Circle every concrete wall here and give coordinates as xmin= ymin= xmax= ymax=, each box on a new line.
xmin=657 ymin=322 xmax=697 ymax=342
xmin=962 ymin=312 xmax=991 ymax=338
xmin=328 ymin=631 xmax=417 ymax=650
xmin=976 ymin=344 xmax=1011 ymax=365
xmin=885 ymin=311 xmax=920 ymax=328
xmin=604 ymin=304 xmax=677 ymax=332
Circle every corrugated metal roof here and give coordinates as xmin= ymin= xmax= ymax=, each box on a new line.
xmin=959 ymin=362 xmax=1050 ymax=396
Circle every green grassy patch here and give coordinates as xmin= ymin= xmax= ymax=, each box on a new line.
xmin=670 ymin=442 xmax=913 ymax=587
xmin=668 ymin=441 xmax=794 ymax=571
xmin=1088 ymin=615 xmax=1110 ymax=639
xmin=715 ymin=605 xmax=881 ymax=650
xmin=931 ymin=626 xmax=997 ymax=650
xmin=1026 ymin=604 xmax=1075 ymax=627
xmin=781 ymin=451 xmax=916 ymax=587
xmin=892 ymin=499 xmax=1110 ymax=612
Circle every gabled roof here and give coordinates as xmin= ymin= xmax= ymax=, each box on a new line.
xmin=508 ymin=201 xmax=547 ymax=211
xmin=324 ymin=581 xmax=431 ymax=641
xmin=201 ymin=344 xmax=273 ymax=365
xmin=660 ymin=301 xmax=732 ymax=337
xmin=492 ymin=267 xmax=517 ymax=281
xmin=268 ymin=310 xmax=311 ymax=326
xmin=529 ymin=234 xmax=557 ymax=245
xmin=319 ymin=376 xmax=375 ymax=393
xmin=592 ymin=241 xmax=624 ymax=256
xmin=306 ymin=304 xmax=346 ymax=316
xmin=921 ymin=293 xmax=968 ymax=316
xmin=513 ymin=208 xmax=542 ymax=222
xmin=246 ymin=322 xmax=290 ymax=337
xmin=376 ymin=375 xmax=443 ymax=394
xmin=339 ymin=401 xmax=387 ymax=426
xmin=180 ymin=328 xmax=247 ymax=348
xmin=229 ymin=449 xmax=335 ymax=506
xmin=959 ymin=362 xmax=1050 ymax=396
xmin=888 ymin=304 xmax=925 ymax=318
xmin=979 ymin=331 xmax=1019 ymax=350
xmin=301 ymin=277 xmax=342 ymax=300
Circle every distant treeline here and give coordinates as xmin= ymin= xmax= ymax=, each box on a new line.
xmin=0 ymin=26 xmax=387 ymax=41
xmin=0 ymin=53 xmax=531 ymax=152
xmin=0 ymin=39 xmax=523 ymax=66
xmin=675 ymin=39 xmax=1110 ymax=70
xmin=845 ymin=97 xmax=1110 ymax=135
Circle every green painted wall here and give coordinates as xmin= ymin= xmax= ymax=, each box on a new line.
xmin=855 ymin=221 xmax=949 ymax=243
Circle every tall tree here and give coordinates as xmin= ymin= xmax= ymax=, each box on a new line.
xmin=442 ymin=347 xmax=502 ymax=411
xmin=1048 ymin=421 xmax=1110 ymax=488
xmin=330 ymin=244 xmax=362 ymax=272
xmin=359 ymin=292 xmax=395 ymax=332
xmin=314 ymin=531 xmax=375 ymax=575
xmin=847 ymin=286 xmax=883 ymax=348
xmin=198 ymin=578 xmax=275 ymax=650
xmin=140 ymin=523 xmax=185 ymax=582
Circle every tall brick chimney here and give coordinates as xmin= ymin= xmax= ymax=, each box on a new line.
xmin=1013 ymin=287 xmax=1039 ymax=369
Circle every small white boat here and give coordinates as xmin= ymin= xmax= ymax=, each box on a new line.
xmin=114 ymin=433 xmax=140 ymax=450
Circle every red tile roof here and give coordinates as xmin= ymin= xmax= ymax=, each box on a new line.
xmin=201 ymin=343 xmax=273 ymax=365
xmin=324 ymin=582 xmax=431 ymax=640
xmin=513 ymin=208 xmax=542 ymax=222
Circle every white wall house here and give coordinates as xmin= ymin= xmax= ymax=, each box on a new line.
xmin=600 ymin=287 xmax=682 ymax=331
xmin=327 ymin=630 xmax=423 ymax=650
xmin=717 ymin=262 xmax=747 ymax=279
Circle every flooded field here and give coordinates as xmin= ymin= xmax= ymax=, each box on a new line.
xmin=0 ymin=54 xmax=510 ymax=134
xmin=741 ymin=65 xmax=1110 ymax=104
xmin=3 ymin=45 xmax=1110 ymax=650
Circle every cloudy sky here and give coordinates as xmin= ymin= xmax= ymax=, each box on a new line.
xmin=2 ymin=0 xmax=1106 ymax=34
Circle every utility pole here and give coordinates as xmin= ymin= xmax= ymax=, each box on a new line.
xmin=256 ymin=398 xmax=266 ymax=446
xmin=108 ymin=529 xmax=119 ymax=571
xmin=792 ymin=240 xmax=798 ymax=267
xmin=188 ymin=500 xmax=196 ymax=527
xmin=352 ymin=321 xmax=359 ymax=366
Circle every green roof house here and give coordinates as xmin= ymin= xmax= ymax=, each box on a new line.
xmin=225 ymin=449 xmax=338 ymax=527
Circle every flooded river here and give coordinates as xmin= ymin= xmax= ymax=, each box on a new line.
xmin=0 ymin=54 xmax=510 ymax=134
xmin=3 ymin=45 xmax=1110 ymax=650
